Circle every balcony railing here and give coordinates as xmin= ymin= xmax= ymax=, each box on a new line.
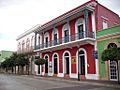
xmin=35 ymin=31 xmax=94 ymax=50
xmin=17 ymin=46 xmax=34 ymax=54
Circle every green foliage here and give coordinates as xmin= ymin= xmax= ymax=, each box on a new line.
xmin=1 ymin=53 xmax=29 ymax=68
xmin=16 ymin=54 xmax=29 ymax=67
xmin=34 ymin=58 xmax=46 ymax=66
xmin=102 ymin=47 xmax=120 ymax=61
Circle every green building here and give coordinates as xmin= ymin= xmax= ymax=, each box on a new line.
xmin=97 ymin=25 xmax=120 ymax=81
xmin=0 ymin=50 xmax=13 ymax=63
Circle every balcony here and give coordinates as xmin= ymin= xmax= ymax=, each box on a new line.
xmin=35 ymin=31 xmax=95 ymax=52
xmin=17 ymin=46 xmax=34 ymax=54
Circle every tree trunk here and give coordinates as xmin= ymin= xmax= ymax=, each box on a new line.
xmin=12 ymin=67 xmax=14 ymax=74
xmin=15 ymin=66 xmax=16 ymax=74
xmin=26 ymin=65 xmax=27 ymax=75
xmin=28 ymin=64 xmax=29 ymax=75
xmin=18 ymin=65 xmax=19 ymax=74
xmin=22 ymin=66 xmax=24 ymax=75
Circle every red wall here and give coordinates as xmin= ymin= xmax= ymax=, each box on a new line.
xmin=81 ymin=44 xmax=96 ymax=74
xmin=42 ymin=44 xmax=95 ymax=74
xmin=95 ymin=4 xmax=120 ymax=30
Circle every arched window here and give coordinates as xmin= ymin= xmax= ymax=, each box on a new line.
xmin=62 ymin=24 xmax=70 ymax=43
xmin=36 ymin=34 xmax=40 ymax=46
xmin=75 ymin=18 xmax=84 ymax=39
xmin=26 ymin=38 xmax=30 ymax=50
xmin=107 ymin=43 xmax=117 ymax=49
xmin=52 ymin=28 xmax=58 ymax=46
xmin=31 ymin=36 xmax=34 ymax=48
xmin=22 ymin=40 xmax=25 ymax=51
xmin=18 ymin=42 xmax=21 ymax=52
xmin=44 ymin=32 xmax=49 ymax=48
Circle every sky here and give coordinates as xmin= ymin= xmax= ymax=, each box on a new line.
xmin=0 ymin=0 xmax=120 ymax=51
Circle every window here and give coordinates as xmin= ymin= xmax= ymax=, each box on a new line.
xmin=22 ymin=40 xmax=25 ymax=51
xmin=26 ymin=38 xmax=30 ymax=50
xmin=18 ymin=42 xmax=21 ymax=51
xmin=102 ymin=19 xmax=108 ymax=29
xmin=53 ymin=29 xmax=58 ymax=45
xmin=76 ymin=18 xmax=84 ymax=39
xmin=45 ymin=37 xmax=48 ymax=47
xmin=62 ymin=24 xmax=70 ymax=43
xmin=44 ymin=32 xmax=49 ymax=48
xmin=31 ymin=36 xmax=34 ymax=48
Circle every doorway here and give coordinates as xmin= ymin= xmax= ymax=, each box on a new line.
xmin=64 ymin=53 xmax=69 ymax=74
xmin=107 ymin=43 xmax=118 ymax=81
xmin=54 ymin=54 xmax=58 ymax=74
xmin=78 ymin=50 xmax=85 ymax=75
xmin=45 ymin=56 xmax=48 ymax=73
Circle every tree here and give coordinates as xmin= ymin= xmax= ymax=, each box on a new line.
xmin=1 ymin=58 xmax=8 ymax=72
xmin=34 ymin=58 xmax=46 ymax=76
xmin=17 ymin=54 xmax=29 ymax=74
xmin=10 ymin=53 xmax=18 ymax=74
xmin=101 ymin=47 xmax=120 ymax=83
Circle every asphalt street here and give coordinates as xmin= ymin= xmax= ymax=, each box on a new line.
xmin=0 ymin=74 xmax=119 ymax=90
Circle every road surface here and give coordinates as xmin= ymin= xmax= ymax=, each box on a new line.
xmin=0 ymin=74 xmax=119 ymax=90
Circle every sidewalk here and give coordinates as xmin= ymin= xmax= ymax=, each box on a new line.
xmin=21 ymin=75 xmax=120 ymax=88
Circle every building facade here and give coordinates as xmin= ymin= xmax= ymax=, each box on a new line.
xmin=97 ymin=25 xmax=120 ymax=81
xmin=17 ymin=0 xmax=120 ymax=79
xmin=16 ymin=25 xmax=40 ymax=74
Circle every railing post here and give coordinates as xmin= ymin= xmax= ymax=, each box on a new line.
xmin=84 ymin=9 xmax=89 ymax=38
xmin=34 ymin=32 xmax=37 ymax=50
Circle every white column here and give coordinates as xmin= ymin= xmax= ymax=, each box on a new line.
xmin=92 ymin=11 xmax=99 ymax=80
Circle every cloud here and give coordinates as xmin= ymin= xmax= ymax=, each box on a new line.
xmin=0 ymin=0 xmax=26 ymax=7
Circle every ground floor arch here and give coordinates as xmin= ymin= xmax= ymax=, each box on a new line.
xmin=76 ymin=48 xmax=87 ymax=79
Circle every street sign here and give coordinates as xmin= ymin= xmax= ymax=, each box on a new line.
xmin=93 ymin=51 xmax=98 ymax=59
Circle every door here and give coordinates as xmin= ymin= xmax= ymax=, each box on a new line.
xmin=77 ymin=24 xmax=84 ymax=39
xmin=54 ymin=33 xmax=57 ymax=45
xmin=66 ymin=57 xmax=69 ymax=74
xmin=54 ymin=58 xmax=58 ymax=74
xmin=45 ymin=37 xmax=48 ymax=47
xmin=109 ymin=61 xmax=117 ymax=81
xmin=80 ymin=55 xmax=85 ymax=75
xmin=78 ymin=50 xmax=85 ymax=75
xmin=45 ymin=56 xmax=48 ymax=73
xmin=64 ymin=30 xmax=69 ymax=43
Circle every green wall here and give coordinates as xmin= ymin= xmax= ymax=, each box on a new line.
xmin=97 ymin=25 xmax=120 ymax=79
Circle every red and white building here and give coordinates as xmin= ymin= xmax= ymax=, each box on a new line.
xmin=17 ymin=0 xmax=120 ymax=79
